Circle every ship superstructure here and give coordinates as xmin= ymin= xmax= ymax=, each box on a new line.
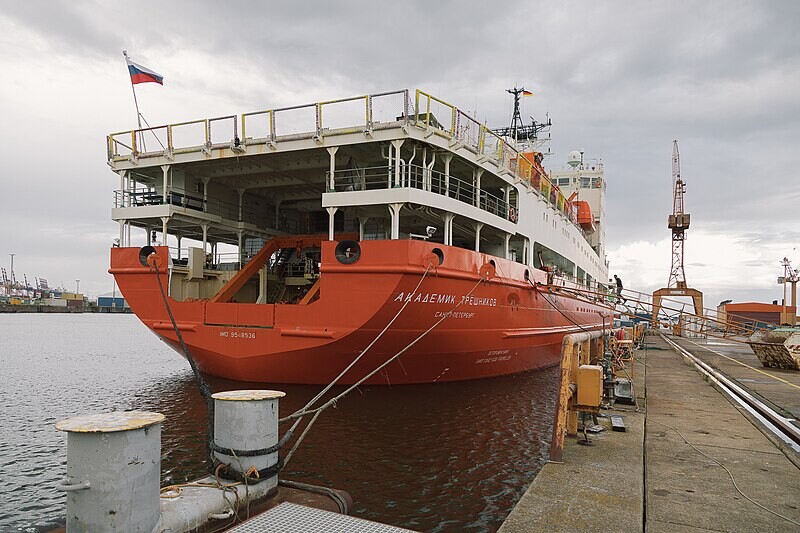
xmin=106 ymin=89 xmax=610 ymax=384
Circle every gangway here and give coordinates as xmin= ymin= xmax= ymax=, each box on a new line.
xmin=537 ymin=281 xmax=774 ymax=343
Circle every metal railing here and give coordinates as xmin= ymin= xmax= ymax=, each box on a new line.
xmin=113 ymin=187 xmax=301 ymax=234
xmin=413 ymin=90 xmax=577 ymax=224
xmin=327 ymin=164 xmax=510 ymax=221
xmin=108 ymin=90 xmax=410 ymax=161
xmin=107 ymin=88 xmax=579 ymax=226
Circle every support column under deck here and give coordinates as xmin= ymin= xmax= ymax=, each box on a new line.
xmin=358 ymin=216 xmax=368 ymax=241
xmin=161 ymin=165 xmax=170 ymax=204
xmin=442 ymin=153 xmax=453 ymax=196
xmin=443 ymin=212 xmax=455 ymax=246
xmin=388 ymin=203 xmax=403 ymax=240
xmin=327 ymin=146 xmax=339 ymax=191
xmin=391 ymin=140 xmax=405 ymax=188
xmin=201 ymin=223 xmax=209 ymax=254
xmin=161 ymin=217 xmax=169 ymax=245
xmin=326 ymin=207 xmax=338 ymax=241
xmin=474 ymin=222 xmax=483 ymax=252
xmin=473 ymin=168 xmax=484 ymax=207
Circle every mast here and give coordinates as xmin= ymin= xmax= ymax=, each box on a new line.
xmin=492 ymin=87 xmax=552 ymax=154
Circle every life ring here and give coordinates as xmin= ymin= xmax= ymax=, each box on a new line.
xmin=508 ymin=206 xmax=517 ymax=223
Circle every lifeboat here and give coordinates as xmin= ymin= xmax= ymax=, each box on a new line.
xmin=575 ymin=201 xmax=596 ymax=234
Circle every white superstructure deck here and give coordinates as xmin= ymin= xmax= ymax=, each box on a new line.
xmin=107 ymin=89 xmax=607 ymax=285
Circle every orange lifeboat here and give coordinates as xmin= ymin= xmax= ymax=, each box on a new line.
xmin=575 ymin=201 xmax=596 ymax=233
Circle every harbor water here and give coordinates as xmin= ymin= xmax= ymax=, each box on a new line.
xmin=0 ymin=314 xmax=557 ymax=532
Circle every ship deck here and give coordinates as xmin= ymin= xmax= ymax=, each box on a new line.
xmin=106 ymin=89 xmax=604 ymax=284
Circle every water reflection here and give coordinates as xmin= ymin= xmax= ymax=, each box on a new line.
xmin=1 ymin=315 xmax=556 ymax=532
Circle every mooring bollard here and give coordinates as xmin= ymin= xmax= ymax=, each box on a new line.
xmin=55 ymin=411 xmax=165 ymax=532
xmin=212 ymin=390 xmax=285 ymax=492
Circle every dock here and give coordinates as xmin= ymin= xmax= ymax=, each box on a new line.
xmin=500 ymin=332 xmax=800 ymax=532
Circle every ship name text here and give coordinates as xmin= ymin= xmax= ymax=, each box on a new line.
xmin=393 ymin=292 xmax=497 ymax=307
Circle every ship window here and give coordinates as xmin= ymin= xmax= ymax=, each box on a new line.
xmin=580 ymin=177 xmax=591 ymax=188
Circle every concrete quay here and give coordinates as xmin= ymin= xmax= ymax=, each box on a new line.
xmin=499 ymin=333 xmax=800 ymax=532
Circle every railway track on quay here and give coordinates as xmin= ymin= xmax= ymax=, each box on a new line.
xmin=660 ymin=333 xmax=800 ymax=454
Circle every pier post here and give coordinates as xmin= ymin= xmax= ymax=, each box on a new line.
xmin=55 ymin=411 xmax=165 ymax=532
xmin=212 ymin=390 xmax=285 ymax=492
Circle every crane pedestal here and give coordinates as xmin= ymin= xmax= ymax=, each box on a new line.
xmin=652 ymin=287 xmax=704 ymax=336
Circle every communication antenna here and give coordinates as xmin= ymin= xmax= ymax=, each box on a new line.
xmin=492 ymin=87 xmax=552 ymax=154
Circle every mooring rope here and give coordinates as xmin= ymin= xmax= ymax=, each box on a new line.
xmin=280 ymin=273 xmax=488 ymax=467
xmin=285 ymin=262 xmax=433 ymax=422
xmin=152 ymin=262 xmax=217 ymax=470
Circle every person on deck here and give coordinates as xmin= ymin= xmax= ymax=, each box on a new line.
xmin=613 ymin=274 xmax=626 ymax=303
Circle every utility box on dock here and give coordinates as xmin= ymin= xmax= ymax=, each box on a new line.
xmin=576 ymin=364 xmax=603 ymax=407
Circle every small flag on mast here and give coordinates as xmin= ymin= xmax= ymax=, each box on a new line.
xmin=522 ymin=90 xmax=534 ymax=97
xmin=126 ymin=58 xmax=164 ymax=85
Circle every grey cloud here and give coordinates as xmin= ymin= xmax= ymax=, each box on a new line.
xmin=1 ymin=0 xmax=798 ymax=299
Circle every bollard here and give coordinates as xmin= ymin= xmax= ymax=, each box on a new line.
xmin=212 ymin=390 xmax=285 ymax=492
xmin=55 ymin=411 xmax=165 ymax=532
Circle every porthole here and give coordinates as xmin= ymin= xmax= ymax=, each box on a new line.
xmin=139 ymin=246 xmax=157 ymax=266
xmin=335 ymin=240 xmax=361 ymax=264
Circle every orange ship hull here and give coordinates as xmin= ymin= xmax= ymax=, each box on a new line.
xmin=111 ymin=240 xmax=606 ymax=385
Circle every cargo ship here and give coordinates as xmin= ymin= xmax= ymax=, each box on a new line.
xmin=107 ymin=89 xmax=611 ymax=384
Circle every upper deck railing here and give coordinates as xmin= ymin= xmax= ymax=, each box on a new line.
xmin=107 ymin=89 xmax=578 ymax=224
xmin=327 ymin=164 xmax=511 ymax=221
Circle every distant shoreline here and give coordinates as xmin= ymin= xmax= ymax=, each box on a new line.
xmin=0 ymin=304 xmax=131 ymax=314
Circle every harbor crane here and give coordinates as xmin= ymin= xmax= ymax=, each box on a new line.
xmin=652 ymin=141 xmax=704 ymax=330
xmin=779 ymin=257 xmax=798 ymax=326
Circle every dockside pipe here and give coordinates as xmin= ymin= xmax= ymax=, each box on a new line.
xmin=549 ymin=330 xmax=607 ymax=463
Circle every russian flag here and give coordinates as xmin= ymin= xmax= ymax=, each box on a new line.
xmin=126 ymin=58 xmax=164 ymax=85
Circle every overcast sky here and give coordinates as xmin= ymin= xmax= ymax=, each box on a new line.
xmin=1 ymin=0 xmax=797 ymax=309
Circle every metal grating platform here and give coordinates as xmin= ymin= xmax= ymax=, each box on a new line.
xmin=228 ymin=502 xmax=417 ymax=532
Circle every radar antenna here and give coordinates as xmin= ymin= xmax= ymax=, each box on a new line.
xmin=492 ymin=87 xmax=552 ymax=152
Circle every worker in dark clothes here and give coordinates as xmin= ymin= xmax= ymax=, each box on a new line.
xmin=613 ymin=274 xmax=626 ymax=303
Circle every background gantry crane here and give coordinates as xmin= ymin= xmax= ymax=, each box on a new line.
xmin=779 ymin=257 xmax=798 ymax=326
xmin=652 ymin=140 xmax=704 ymax=331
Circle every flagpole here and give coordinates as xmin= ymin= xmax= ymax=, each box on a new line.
xmin=122 ymin=50 xmax=144 ymax=130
